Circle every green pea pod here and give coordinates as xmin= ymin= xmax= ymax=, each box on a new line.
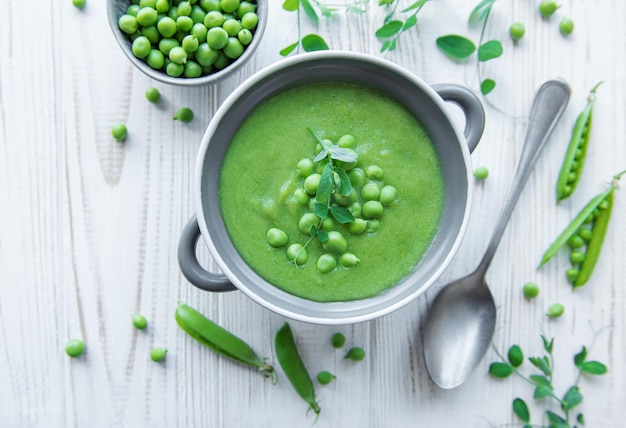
xmin=539 ymin=186 xmax=612 ymax=267
xmin=274 ymin=322 xmax=320 ymax=421
xmin=574 ymin=190 xmax=613 ymax=287
xmin=175 ymin=303 xmax=276 ymax=383
xmin=556 ymin=82 xmax=603 ymax=202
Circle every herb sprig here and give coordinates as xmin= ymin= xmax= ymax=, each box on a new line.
xmin=489 ymin=335 xmax=608 ymax=427
xmin=375 ymin=0 xmax=429 ymax=52
xmin=436 ymin=0 xmax=503 ymax=95
xmin=291 ymin=128 xmax=356 ymax=265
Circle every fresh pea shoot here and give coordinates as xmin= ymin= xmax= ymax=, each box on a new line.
xmin=489 ymin=335 xmax=607 ymax=426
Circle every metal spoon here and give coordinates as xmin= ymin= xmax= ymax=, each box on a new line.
xmin=423 ymin=79 xmax=571 ymax=389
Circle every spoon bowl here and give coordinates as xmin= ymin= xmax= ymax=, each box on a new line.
xmin=423 ymin=79 xmax=571 ymax=389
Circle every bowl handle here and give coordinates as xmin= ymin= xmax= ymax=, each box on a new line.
xmin=178 ymin=216 xmax=237 ymax=292
xmin=432 ymin=84 xmax=485 ymax=153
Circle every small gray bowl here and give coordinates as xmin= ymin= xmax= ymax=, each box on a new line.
xmin=178 ymin=52 xmax=485 ymax=325
xmin=106 ymin=0 xmax=267 ymax=86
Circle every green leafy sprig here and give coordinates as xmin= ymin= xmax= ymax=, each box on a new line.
xmin=281 ymin=0 xmax=368 ymax=56
xmin=489 ymin=335 xmax=607 ymax=427
xmin=435 ymin=0 xmax=503 ymax=95
xmin=375 ymin=0 xmax=429 ymax=52
xmin=291 ymin=129 xmax=356 ymax=264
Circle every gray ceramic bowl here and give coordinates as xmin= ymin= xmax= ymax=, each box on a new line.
xmin=178 ymin=51 xmax=485 ymax=324
xmin=106 ymin=0 xmax=267 ymax=86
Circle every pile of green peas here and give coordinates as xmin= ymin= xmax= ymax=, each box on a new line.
xmin=265 ymin=134 xmax=398 ymax=275
xmin=118 ymin=0 xmax=259 ymax=78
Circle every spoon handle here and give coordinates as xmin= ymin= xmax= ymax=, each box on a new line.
xmin=477 ymin=79 xmax=571 ymax=274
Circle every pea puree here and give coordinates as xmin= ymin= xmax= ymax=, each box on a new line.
xmin=219 ymin=82 xmax=444 ymax=302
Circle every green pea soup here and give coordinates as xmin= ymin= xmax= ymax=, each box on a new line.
xmin=219 ymin=82 xmax=444 ymax=302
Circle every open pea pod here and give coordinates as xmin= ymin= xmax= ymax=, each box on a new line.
xmin=275 ymin=322 xmax=320 ymax=421
xmin=539 ymin=186 xmax=613 ymax=267
xmin=556 ymin=82 xmax=603 ymax=202
xmin=175 ymin=303 xmax=276 ymax=383
xmin=574 ymin=190 xmax=613 ymax=287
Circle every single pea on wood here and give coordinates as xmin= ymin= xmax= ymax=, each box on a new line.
xmin=150 ymin=347 xmax=168 ymax=362
xmin=65 ymin=339 xmax=85 ymax=358
xmin=540 ymin=170 xmax=625 ymax=288
xmin=175 ymin=303 xmax=276 ymax=382
xmin=555 ymin=82 xmax=603 ymax=202
xmin=274 ymin=322 xmax=321 ymax=421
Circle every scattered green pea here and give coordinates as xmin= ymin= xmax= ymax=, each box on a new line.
xmin=339 ymin=253 xmax=360 ymax=267
xmin=337 ymin=134 xmax=355 ymax=148
xmin=473 ymin=166 xmax=489 ymax=180
xmin=322 ymin=231 xmax=347 ymax=254
xmin=348 ymin=218 xmax=367 ymax=235
xmin=144 ymin=87 xmax=161 ymax=104
xmin=287 ymin=243 xmax=308 ymax=266
xmin=297 ymin=158 xmax=314 ymax=177
xmin=366 ymin=165 xmax=384 ymax=180
xmin=379 ymin=185 xmax=397 ymax=205
xmin=361 ymin=182 xmax=381 ymax=201
xmin=366 ymin=219 xmax=380 ymax=233
xmin=331 ymin=332 xmax=346 ymax=348
xmin=317 ymin=370 xmax=336 ymax=385
xmin=294 ymin=188 xmax=309 ymax=205
xmin=317 ymin=254 xmax=337 ymax=274
xmin=132 ymin=314 xmax=148 ymax=330
xmin=509 ymin=22 xmax=525 ymax=41
xmin=538 ymin=0 xmax=560 ymax=18
xmin=298 ymin=212 xmax=319 ymax=234
xmin=173 ymin=107 xmax=194 ymax=122
xmin=559 ymin=17 xmax=574 ymax=36
xmin=348 ymin=168 xmax=366 ymax=188
xmin=150 ymin=347 xmax=168 ymax=362
xmin=266 ymin=228 xmax=288 ymax=248
xmin=546 ymin=303 xmax=565 ymax=319
xmin=566 ymin=268 xmax=580 ymax=283
xmin=362 ymin=200 xmax=384 ymax=219
xmin=72 ymin=0 xmax=87 ymax=9
xmin=303 ymin=173 xmax=321 ymax=195
xmin=65 ymin=339 xmax=85 ymax=358
xmin=522 ymin=282 xmax=539 ymax=299
xmin=111 ymin=123 xmax=128 ymax=142
xmin=345 ymin=347 xmax=365 ymax=361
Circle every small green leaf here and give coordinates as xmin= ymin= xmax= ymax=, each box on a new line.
xmin=282 ymin=0 xmax=299 ymax=11
xmin=380 ymin=40 xmax=391 ymax=52
xmin=402 ymin=14 xmax=418 ymax=31
xmin=388 ymin=39 xmax=397 ymax=51
xmin=481 ymin=79 xmax=496 ymax=95
xmin=488 ymin=362 xmax=513 ymax=378
xmin=376 ymin=20 xmax=403 ymax=38
xmin=314 ymin=202 xmax=329 ymax=219
xmin=378 ymin=0 xmax=395 ymax=5
xmin=562 ymin=386 xmax=583 ymax=410
xmin=529 ymin=356 xmax=552 ymax=376
xmin=316 ymin=164 xmax=333 ymax=202
xmin=436 ymin=35 xmax=476 ymax=59
xmin=529 ymin=374 xmax=551 ymax=387
xmin=546 ymin=410 xmax=568 ymax=425
xmin=513 ymin=398 xmax=530 ymax=422
xmin=329 ymin=146 xmax=358 ymax=163
xmin=577 ymin=413 xmax=585 ymax=425
xmin=580 ymin=361 xmax=607 ymax=375
xmin=468 ymin=0 xmax=494 ymax=25
xmin=330 ymin=205 xmax=355 ymax=224
xmin=402 ymin=0 xmax=427 ymax=12
xmin=574 ymin=346 xmax=587 ymax=367
xmin=317 ymin=230 xmax=328 ymax=242
xmin=300 ymin=0 xmax=318 ymax=23
xmin=317 ymin=3 xmax=334 ymax=17
xmin=309 ymin=225 xmax=317 ymax=237
xmin=507 ymin=345 xmax=524 ymax=367
xmin=534 ymin=385 xmax=553 ymax=399
xmin=478 ymin=40 xmax=503 ymax=61
xmin=333 ymin=168 xmax=352 ymax=196
xmin=302 ymin=34 xmax=329 ymax=52
xmin=541 ymin=336 xmax=554 ymax=354
xmin=347 ymin=6 xmax=366 ymax=13
xmin=279 ymin=41 xmax=299 ymax=57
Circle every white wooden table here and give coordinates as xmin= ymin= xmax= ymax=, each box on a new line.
xmin=1 ymin=1 xmax=625 ymax=426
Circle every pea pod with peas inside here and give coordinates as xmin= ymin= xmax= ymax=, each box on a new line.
xmin=555 ymin=82 xmax=603 ymax=201
xmin=175 ymin=303 xmax=276 ymax=383
xmin=540 ymin=170 xmax=625 ymax=287
xmin=274 ymin=322 xmax=321 ymax=422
